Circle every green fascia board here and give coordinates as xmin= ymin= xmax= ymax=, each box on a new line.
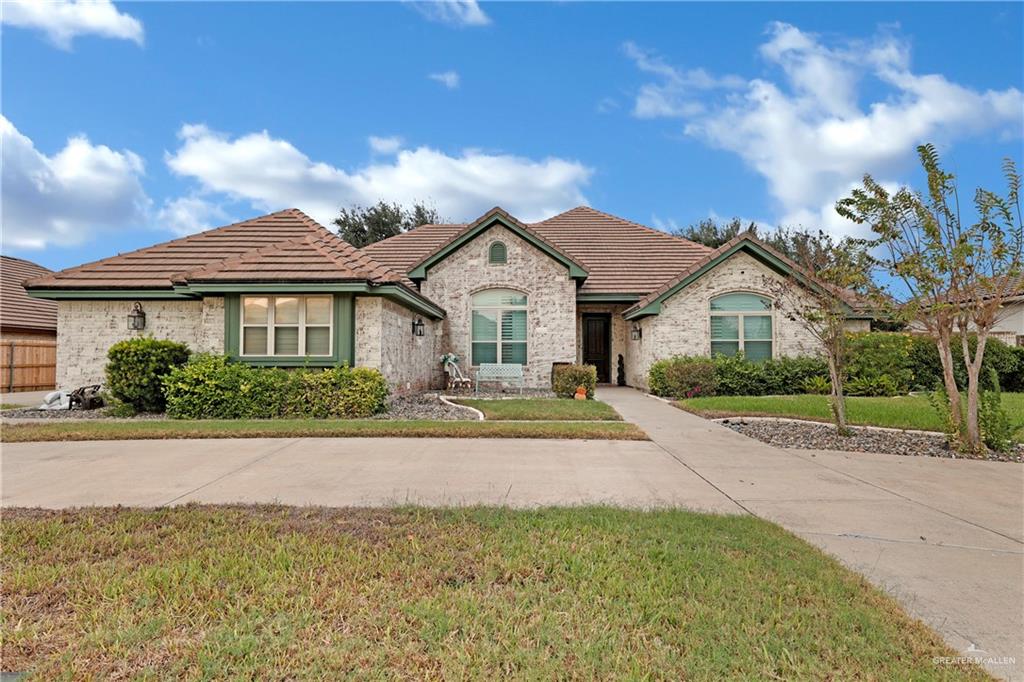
xmin=576 ymin=294 xmax=642 ymax=303
xmin=364 ymin=284 xmax=446 ymax=319
xmin=623 ymin=240 xmax=857 ymax=320
xmin=224 ymin=293 xmax=355 ymax=367
xmin=27 ymin=289 xmax=198 ymax=300
xmin=407 ymin=215 xmax=588 ymax=280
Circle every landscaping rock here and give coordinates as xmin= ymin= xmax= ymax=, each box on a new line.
xmin=722 ymin=418 xmax=1024 ymax=463
xmin=376 ymin=393 xmax=478 ymax=421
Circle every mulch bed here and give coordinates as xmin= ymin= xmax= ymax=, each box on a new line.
xmin=722 ymin=418 xmax=1024 ymax=463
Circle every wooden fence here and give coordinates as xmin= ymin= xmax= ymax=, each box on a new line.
xmin=0 ymin=340 xmax=57 ymax=392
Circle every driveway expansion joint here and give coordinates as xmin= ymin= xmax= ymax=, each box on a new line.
xmin=161 ymin=438 xmax=303 ymax=506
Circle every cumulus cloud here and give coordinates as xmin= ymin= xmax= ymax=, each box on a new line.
xmin=368 ymin=135 xmax=403 ymax=154
xmin=164 ymin=124 xmax=591 ymax=225
xmin=157 ymin=195 xmax=231 ymax=236
xmin=1 ymin=116 xmax=150 ymax=249
xmin=2 ymin=0 xmax=143 ymax=49
xmin=410 ymin=0 xmax=490 ymax=27
xmin=428 ymin=70 xmax=460 ymax=89
xmin=626 ymin=23 xmax=1024 ymax=235
xmin=622 ymin=41 xmax=743 ymax=119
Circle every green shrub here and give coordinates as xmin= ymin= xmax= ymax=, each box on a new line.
xmin=105 ymin=337 xmax=190 ymax=413
xmin=846 ymin=332 xmax=913 ymax=394
xmin=1006 ymin=346 xmax=1024 ymax=392
xmin=647 ymin=357 xmax=717 ymax=398
xmin=979 ymin=369 xmax=1015 ymax=454
xmin=906 ymin=333 xmax=1019 ymax=391
xmin=846 ymin=374 xmax=902 ymax=397
xmin=802 ymin=375 xmax=831 ymax=395
xmin=163 ymin=355 xmax=388 ymax=419
xmin=713 ymin=354 xmax=828 ymax=396
xmin=552 ymin=364 xmax=597 ymax=399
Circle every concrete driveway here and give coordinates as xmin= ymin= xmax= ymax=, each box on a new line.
xmin=2 ymin=387 xmax=1022 ymax=678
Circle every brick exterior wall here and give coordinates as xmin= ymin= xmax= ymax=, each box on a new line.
xmin=355 ymin=296 xmax=440 ymax=394
xmin=623 ymin=252 xmax=823 ymax=390
xmin=419 ymin=224 xmax=577 ymax=388
xmin=55 ymin=298 xmax=224 ymax=390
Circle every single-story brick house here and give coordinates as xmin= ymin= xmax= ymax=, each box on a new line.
xmin=26 ymin=206 xmax=870 ymax=392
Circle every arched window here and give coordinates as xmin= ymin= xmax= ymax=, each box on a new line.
xmin=471 ymin=289 xmax=527 ymax=365
xmin=710 ymin=292 xmax=773 ymax=361
xmin=488 ymin=241 xmax=507 ymax=265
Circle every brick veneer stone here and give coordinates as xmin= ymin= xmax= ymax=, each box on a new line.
xmin=355 ymin=296 xmax=440 ymax=394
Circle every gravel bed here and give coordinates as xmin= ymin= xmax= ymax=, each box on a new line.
xmin=1 ymin=407 xmax=165 ymax=421
xmin=722 ymin=419 xmax=1023 ymax=463
xmin=374 ymin=393 xmax=478 ymax=421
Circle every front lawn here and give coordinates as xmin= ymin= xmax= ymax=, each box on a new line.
xmin=453 ymin=397 xmax=622 ymax=421
xmin=0 ymin=419 xmax=646 ymax=443
xmin=678 ymin=392 xmax=1024 ymax=435
xmin=1 ymin=506 xmax=982 ymax=680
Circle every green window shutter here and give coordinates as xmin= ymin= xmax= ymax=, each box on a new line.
xmin=488 ymin=241 xmax=508 ymax=264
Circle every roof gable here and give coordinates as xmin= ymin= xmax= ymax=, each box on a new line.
xmin=406 ymin=207 xmax=588 ymax=280
xmin=1 ymin=256 xmax=57 ymax=332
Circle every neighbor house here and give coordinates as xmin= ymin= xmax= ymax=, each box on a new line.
xmin=26 ymin=206 xmax=870 ymax=393
xmin=1 ymin=255 xmax=58 ymax=392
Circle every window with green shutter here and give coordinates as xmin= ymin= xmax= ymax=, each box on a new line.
xmin=471 ymin=289 xmax=527 ymax=365
xmin=488 ymin=241 xmax=507 ymax=265
xmin=710 ymin=292 xmax=773 ymax=361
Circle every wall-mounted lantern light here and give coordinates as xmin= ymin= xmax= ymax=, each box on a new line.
xmin=127 ymin=301 xmax=146 ymax=331
xmin=412 ymin=317 xmax=425 ymax=337
xmin=630 ymin=322 xmax=642 ymax=340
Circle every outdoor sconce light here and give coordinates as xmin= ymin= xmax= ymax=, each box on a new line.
xmin=412 ymin=317 xmax=425 ymax=337
xmin=127 ymin=301 xmax=146 ymax=331
xmin=630 ymin=322 xmax=642 ymax=340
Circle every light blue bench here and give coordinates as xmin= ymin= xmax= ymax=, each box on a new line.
xmin=475 ymin=363 xmax=524 ymax=394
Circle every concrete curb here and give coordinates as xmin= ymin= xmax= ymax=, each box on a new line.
xmin=439 ymin=395 xmax=485 ymax=421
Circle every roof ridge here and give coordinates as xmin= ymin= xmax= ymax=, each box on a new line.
xmin=535 ymin=205 xmax=713 ymax=251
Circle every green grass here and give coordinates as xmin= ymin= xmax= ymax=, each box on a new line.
xmin=0 ymin=505 xmax=985 ymax=680
xmin=453 ymin=398 xmax=622 ymax=421
xmin=0 ymin=418 xmax=646 ymax=443
xmin=0 ymin=403 xmax=26 ymax=410
xmin=677 ymin=392 xmax=1024 ymax=434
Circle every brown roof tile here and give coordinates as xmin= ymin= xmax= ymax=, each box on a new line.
xmin=1 ymin=256 xmax=57 ymax=332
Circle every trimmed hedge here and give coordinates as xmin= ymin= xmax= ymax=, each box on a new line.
xmin=105 ymin=338 xmax=191 ymax=413
xmin=648 ymin=356 xmax=717 ymax=399
xmin=552 ymin=364 xmax=597 ymax=399
xmin=162 ymin=355 xmax=389 ymax=419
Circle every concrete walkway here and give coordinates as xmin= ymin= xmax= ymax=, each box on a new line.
xmin=597 ymin=386 xmax=1024 ymax=681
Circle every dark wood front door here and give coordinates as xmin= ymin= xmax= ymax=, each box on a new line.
xmin=582 ymin=314 xmax=611 ymax=383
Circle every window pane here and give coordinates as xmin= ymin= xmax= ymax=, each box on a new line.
xmin=472 ymin=342 xmax=497 ymax=365
xmin=243 ymin=297 xmax=268 ymax=324
xmin=306 ymin=297 xmax=331 ymax=324
xmin=744 ymin=341 xmax=772 ymax=362
xmin=711 ymin=341 xmax=739 ymax=357
xmin=306 ymin=327 xmax=330 ymax=355
xmin=710 ymin=315 xmax=739 ymax=340
xmin=274 ymin=327 xmax=299 ymax=355
xmin=243 ymin=327 xmax=267 ymax=355
xmin=472 ymin=289 xmax=526 ymax=307
xmin=275 ymin=297 xmax=299 ymax=324
xmin=743 ymin=315 xmax=772 ymax=340
xmin=472 ymin=310 xmax=498 ymax=341
xmin=710 ymin=293 xmax=772 ymax=311
xmin=502 ymin=342 xmax=527 ymax=365
xmin=501 ymin=310 xmax=527 ymax=341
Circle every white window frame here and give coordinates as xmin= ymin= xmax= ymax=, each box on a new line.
xmin=240 ymin=295 xmax=333 ymax=358
xmin=709 ymin=291 xmax=774 ymax=359
xmin=471 ymin=289 xmax=528 ymax=366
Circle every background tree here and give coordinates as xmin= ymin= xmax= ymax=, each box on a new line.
xmin=763 ymin=231 xmax=875 ymax=435
xmin=334 ymin=200 xmax=441 ymax=247
xmin=838 ymin=144 xmax=1022 ymax=452
xmin=676 ymin=219 xmax=835 ymax=263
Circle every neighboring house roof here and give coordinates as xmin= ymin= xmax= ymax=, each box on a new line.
xmin=362 ymin=205 xmax=713 ymax=297
xmin=1 ymin=256 xmax=57 ymax=333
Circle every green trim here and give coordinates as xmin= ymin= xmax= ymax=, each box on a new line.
xmin=576 ymin=294 xmax=642 ymax=304
xmin=407 ymin=214 xmax=588 ymax=280
xmin=225 ymin=293 xmax=356 ymax=367
xmin=27 ymin=289 xmax=197 ymax=300
xmin=366 ymin=284 xmax=445 ymax=319
xmin=624 ymin=240 xmax=857 ymax=320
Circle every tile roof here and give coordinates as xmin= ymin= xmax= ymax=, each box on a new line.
xmin=25 ymin=209 xmax=401 ymax=290
xmin=362 ymin=206 xmax=712 ymax=296
xmin=1 ymin=256 xmax=57 ymax=332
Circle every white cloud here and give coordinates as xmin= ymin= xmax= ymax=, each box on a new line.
xmin=622 ymin=41 xmax=743 ymax=119
xmin=411 ymin=1 xmax=490 ymax=27
xmin=0 ymin=116 xmax=150 ymax=249
xmin=2 ymin=0 xmax=143 ymax=50
xmin=428 ymin=70 xmax=460 ymax=89
xmin=164 ymin=124 xmax=592 ymax=225
xmin=626 ymin=23 xmax=1024 ymax=236
xmin=157 ymin=196 xmax=230 ymax=236
xmin=368 ymin=135 xmax=403 ymax=155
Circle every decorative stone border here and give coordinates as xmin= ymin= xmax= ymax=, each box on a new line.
xmin=710 ymin=415 xmax=944 ymax=438
xmin=439 ymin=395 xmax=485 ymax=421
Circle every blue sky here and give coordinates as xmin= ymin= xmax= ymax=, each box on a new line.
xmin=2 ymin=1 xmax=1022 ymax=271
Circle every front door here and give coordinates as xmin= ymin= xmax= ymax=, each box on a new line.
xmin=582 ymin=314 xmax=611 ymax=383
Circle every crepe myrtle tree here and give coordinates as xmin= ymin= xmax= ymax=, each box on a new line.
xmin=838 ymin=144 xmax=1022 ymax=452
xmin=763 ymin=232 xmax=875 ymax=436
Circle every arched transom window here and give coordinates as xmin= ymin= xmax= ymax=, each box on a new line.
xmin=488 ymin=241 xmax=508 ymax=264
xmin=471 ymin=289 xmax=527 ymax=365
xmin=710 ymin=292 xmax=773 ymax=361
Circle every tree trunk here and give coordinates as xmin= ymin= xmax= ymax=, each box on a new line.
xmin=962 ymin=331 xmax=988 ymax=453
xmin=935 ymin=329 xmax=962 ymax=442
xmin=826 ymin=355 xmax=850 ymax=436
